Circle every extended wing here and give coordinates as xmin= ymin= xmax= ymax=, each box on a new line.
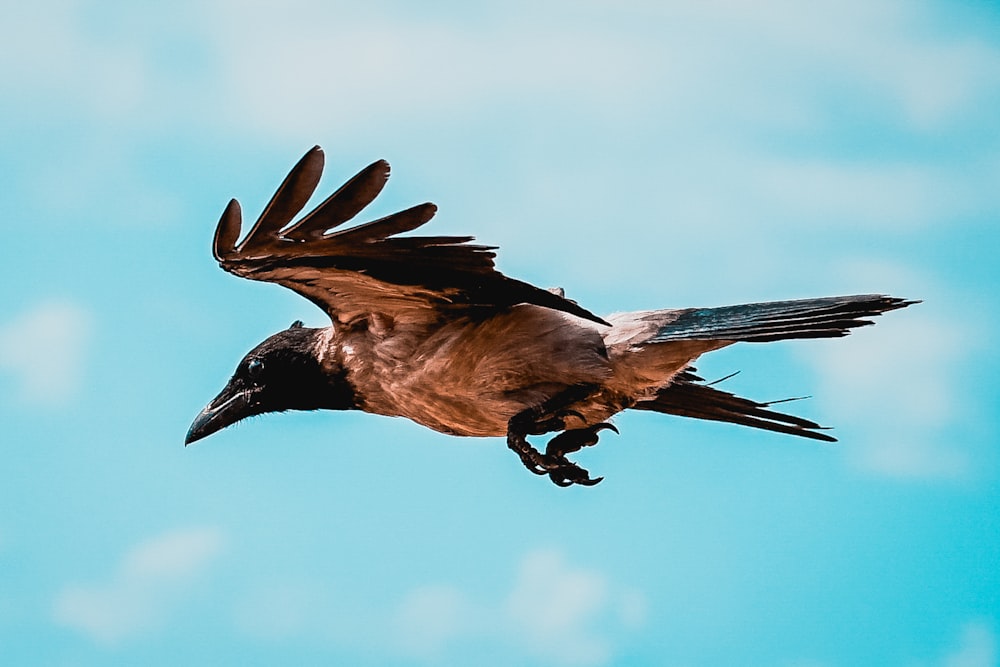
xmin=212 ymin=146 xmax=607 ymax=327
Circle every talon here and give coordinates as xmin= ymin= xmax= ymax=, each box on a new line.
xmin=519 ymin=452 xmax=550 ymax=476
xmin=545 ymin=422 xmax=618 ymax=458
xmin=548 ymin=462 xmax=603 ymax=487
xmin=506 ymin=386 xmax=608 ymax=486
xmin=508 ymin=431 xmax=552 ymax=476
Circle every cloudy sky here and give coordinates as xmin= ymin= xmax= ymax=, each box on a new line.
xmin=1 ymin=1 xmax=998 ymax=665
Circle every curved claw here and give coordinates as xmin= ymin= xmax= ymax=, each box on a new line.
xmin=508 ymin=418 xmax=616 ymax=486
xmin=547 ymin=461 xmax=604 ymax=487
xmin=549 ymin=469 xmax=604 ymax=487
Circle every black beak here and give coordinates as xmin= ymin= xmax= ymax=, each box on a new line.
xmin=185 ymin=386 xmax=252 ymax=445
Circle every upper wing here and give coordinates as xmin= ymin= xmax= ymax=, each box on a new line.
xmin=212 ymin=146 xmax=607 ymax=327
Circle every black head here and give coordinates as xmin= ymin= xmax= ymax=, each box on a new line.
xmin=185 ymin=321 xmax=357 ymax=445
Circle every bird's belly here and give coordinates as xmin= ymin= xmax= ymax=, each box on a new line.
xmin=385 ymin=389 xmax=515 ymax=437
xmin=353 ymin=305 xmax=614 ymax=438
xmin=383 ymin=382 xmax=626 ymax=438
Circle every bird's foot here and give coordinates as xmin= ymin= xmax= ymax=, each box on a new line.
xmin=506 ymin=423 xmax=618 ymax=487
xmin=546 ymin=422 xmax=618 ymax=458
xmin=545 ymin=457 xmax=603 ymax=487
xmin=506 ymin=430 xmax=551 ymax=476
xmin=543 ymin=423 xmax=617 ymax=486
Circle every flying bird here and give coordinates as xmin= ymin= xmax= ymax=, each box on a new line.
xmin=186 ymin=147 xmax=916 ymax=486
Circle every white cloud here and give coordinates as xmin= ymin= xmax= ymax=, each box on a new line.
xmin=745 ymin=158 xmax=988 ymax=230
xmin=53 ymin=527 xmax=225 ymax=645
xmin=9 ymin=0 xmax=996 ymax=144
xmin=202 ymin=1 xmax=649 ymax=144
xmin=4 ymin=0 xmax=998 ymax=274
xmin=391 ymin=548 xmax=645 ymax=665
xmin=504 ymin=549 xmax=614 ymax=664
xmin=941 ymin=620 xmax=997 ymax=667
xmin=394 ymin=584 xmax=477 ymax=659
xmin=801 ymin=304 xmax=974 ymax=479
xmin=193 ymin=0 xmax=1000 ymax=140
xmin=234 ymin=578 xmax=383 ymax=649
xmin=0 ymin=301 xmax=94 ymax=407
xmin=625 ymin=0 xmax=1000 ymax=129
xmin=0 ymin=1 xmax=150 ymax=121
xmin=235 ymin=549 xmax=647 ymax=666
xmin=233 ymin=548 xmax=643 ymax=663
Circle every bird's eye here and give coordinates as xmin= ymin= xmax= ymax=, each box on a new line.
xmin=247 ymin=359 xmax=264 ymax=378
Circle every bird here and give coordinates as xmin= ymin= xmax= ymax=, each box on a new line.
xmin=185 ymin=146 xmax=917 ymax=487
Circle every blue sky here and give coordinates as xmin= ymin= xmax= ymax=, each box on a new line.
xmin=1 ymin=0 xmax=998 ymax=665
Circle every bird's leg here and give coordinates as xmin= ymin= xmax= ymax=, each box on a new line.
xmin=506 ymin=389 xmax=586 ymax=477
xmin=506 ymin=385 xmax=615 ymax=487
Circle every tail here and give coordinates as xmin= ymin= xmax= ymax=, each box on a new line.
xmin=650 ymin=294 xmax=917 ymax=343
xmin=632 ymin=369 xmax=836 ymax=442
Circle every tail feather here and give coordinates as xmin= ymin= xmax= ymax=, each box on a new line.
xmin=632 ymin=369 xmax=837 ymax=442
xmin=650 ymin=294 xmax=917 ymax=343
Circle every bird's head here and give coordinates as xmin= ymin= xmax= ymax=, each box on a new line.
xmin=185 ymin=321 xmax=357 ymax=445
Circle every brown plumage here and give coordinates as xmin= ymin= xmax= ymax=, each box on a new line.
xmin=186 ymin=146 xmax=917 ymax=486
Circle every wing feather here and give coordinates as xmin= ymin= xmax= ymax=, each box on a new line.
xmin=237 ymin=146 xmax=324 ymax=253
xmin=213 ymin=198 xmax=243 ymax=263
xmin=318 ymin=203 xmax=440 ymax=247
xmin=283 ymin=158 xmax=390 ymax=240
xmin=211 ymin=147 xmax=608 ymax=327
xmin=633 ymin=369 xmax=837 ymax=442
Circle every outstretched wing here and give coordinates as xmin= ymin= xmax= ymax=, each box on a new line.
xmin=212 ymin=146 xmax=607 ymax=327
